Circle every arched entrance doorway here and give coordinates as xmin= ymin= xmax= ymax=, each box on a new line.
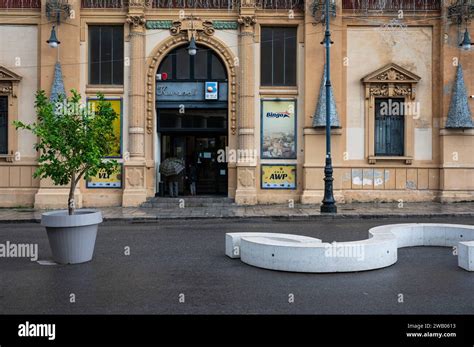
xmin=155 ymin=44 xmax=229 ymax=196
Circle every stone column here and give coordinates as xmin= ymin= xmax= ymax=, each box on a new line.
xmin=122 ymin=1 xmax=148 ymax=207
xmin=234 ymin=1 xmax=258 ymax=205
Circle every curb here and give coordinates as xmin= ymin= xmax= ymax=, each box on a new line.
xmin=3 ymin=212 xmax=474 ymax=223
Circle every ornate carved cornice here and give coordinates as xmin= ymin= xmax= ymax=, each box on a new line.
xmin=170 ymin=16 xmax=215 ymax=40
xmin=362 ymin=63 xmax=420 ymax=100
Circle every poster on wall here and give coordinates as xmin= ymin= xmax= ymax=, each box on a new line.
xmin=261 ymin=99 xmax=296 ymax=159
xmin=261 ymin=165 xmax=296 ymax=189
xmin=86 ymin=165 xmax=123 ymax=189
xmin=87 ymin=98 xmax=122 ymax=158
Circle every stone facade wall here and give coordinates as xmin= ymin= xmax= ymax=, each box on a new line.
xmin=0 ymin=2 xmax=472 ymax=208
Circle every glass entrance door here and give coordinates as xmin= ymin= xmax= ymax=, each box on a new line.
xmin=161 ymin=134 xmax=227 ymax=195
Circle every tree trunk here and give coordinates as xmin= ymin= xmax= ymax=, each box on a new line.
xmin=68 ymin=173 xmax=76 ymax=215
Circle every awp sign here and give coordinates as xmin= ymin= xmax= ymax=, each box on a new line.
xmin=261 ymin=165 xmax=296 ymax=189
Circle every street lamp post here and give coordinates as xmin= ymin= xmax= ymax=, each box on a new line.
xmin=320 ymin=0 xmax=337 ymax=213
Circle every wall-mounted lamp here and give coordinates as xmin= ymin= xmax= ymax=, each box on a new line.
xmin=45 ymin=0 xmax=71 ymax=48
xmin=186 ymin=15 xmax=198 ymax=56
xmin=460 ymin=28 xmax=472 ymax=50
xmin=448 ymin=0 xmax=474 ymax=51
xmin=187 ymin=36 xmax=197 ymax=56
xmin=47 ymin=25 xmax=61 ymax=48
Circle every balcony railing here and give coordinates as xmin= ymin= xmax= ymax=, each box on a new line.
xmin=81 ymin=0 xmax=126 ymax=8
xmin=256 ymin=0 xmax=304 ymax=9
xmin=151 ymin=0 xmax=304 ymax=9
xmin=0 ymin=0 xmax=40 ymax=8
xmin=342 ymin=0 xmax=441 ymax=11
xmin=152 ymin=0 xmax=238 ymax=8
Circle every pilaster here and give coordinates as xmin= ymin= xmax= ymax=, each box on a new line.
xmin=234 ymin=0 xmax=258 ymax=205
xmin=122 ymin=0 xmax=148 ymax=207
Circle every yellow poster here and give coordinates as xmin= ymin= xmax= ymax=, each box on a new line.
xmin=88 ymin=98 xmax=122 ymax=158
xmin=261 ymin=165 xmax=296 ymax=189
xmin=86 ymin=165 xmax=122 ymax=188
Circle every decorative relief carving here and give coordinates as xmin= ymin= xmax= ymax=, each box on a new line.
xmin=369 ymin=84 xmax=388 ymax=96
xmin=393 ymin=84 xmax=412 ymax=97
xmin=238 ymin=15 xmax=257 ymax=28
xmin=146 ymin=20 xmax=173 ymax=30
xmin=126 ymin=167 xmax=144 ymax=188
xmin=0 ymin=66 xmax=21 ymax=98
xmin=126 ymin=14 xmax=146 ymax=29
xmin=376 ymin=68 xmax=407 ymax=81
xmin=238 ymin=168 xmax=254 ymax=188
xmin=170 ymin=16 xmax=215 ymax=39
xmin=0 ymin=84 xmax=13 ymax=95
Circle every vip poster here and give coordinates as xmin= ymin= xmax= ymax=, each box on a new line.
xmin=261 ymin=165 xmax=296 ymax=189
xmin=87 ymin=98 xmax=122 ymax=158
xmin=86 ymin=165 xmax=123 ymax=189
xmin=261 ymin=99 xmax=296 ymax=159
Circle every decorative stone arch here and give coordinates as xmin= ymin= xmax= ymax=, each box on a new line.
xmin=361 ymin=63 xmax=421 ymax=165
xmin=145 ymin=34 xmax=238 ymax=137
xmin=145 ymin=32 xmax=239 ymax=196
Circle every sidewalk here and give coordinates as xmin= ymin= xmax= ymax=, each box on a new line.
xmin=0 ymin=202 xmax=473 ymax=222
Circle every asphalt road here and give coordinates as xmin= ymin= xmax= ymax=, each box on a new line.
xmin=1 ymin=217 xmax=474 ymax=314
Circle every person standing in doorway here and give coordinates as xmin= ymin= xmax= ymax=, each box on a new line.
xmin=187 ymin=164 xmax=198 ymax=196
xmin=168 ymin=174 xmax=179 ymax=198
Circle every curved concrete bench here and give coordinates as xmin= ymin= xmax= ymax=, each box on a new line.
xmin=226 ymin=223 xmax=474 ymax=273
xmin=225 ymin=233 xmax=321 ymax=258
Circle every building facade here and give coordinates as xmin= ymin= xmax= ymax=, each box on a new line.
xmin=0 ymin=0 xmax=473 ymax=208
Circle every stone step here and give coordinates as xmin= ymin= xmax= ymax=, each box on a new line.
xmin=141 ymin=196 xmax=235 ymax=208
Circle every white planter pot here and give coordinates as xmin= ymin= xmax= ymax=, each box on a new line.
xmin=41 ymin=209 xmax=102 ymax=264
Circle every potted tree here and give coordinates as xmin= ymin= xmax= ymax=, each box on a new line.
xmin=14 ymin=90 xmax=118 ymax=264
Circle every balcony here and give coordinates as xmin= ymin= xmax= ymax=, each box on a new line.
xmin=342 ymin=0 xmax=441 ymax=11
xmin=0 ymin=0 xmax=40 ymax=8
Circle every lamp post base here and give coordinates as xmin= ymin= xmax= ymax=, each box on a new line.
xmin=320 ymin=203 xmax=337 ymax=213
